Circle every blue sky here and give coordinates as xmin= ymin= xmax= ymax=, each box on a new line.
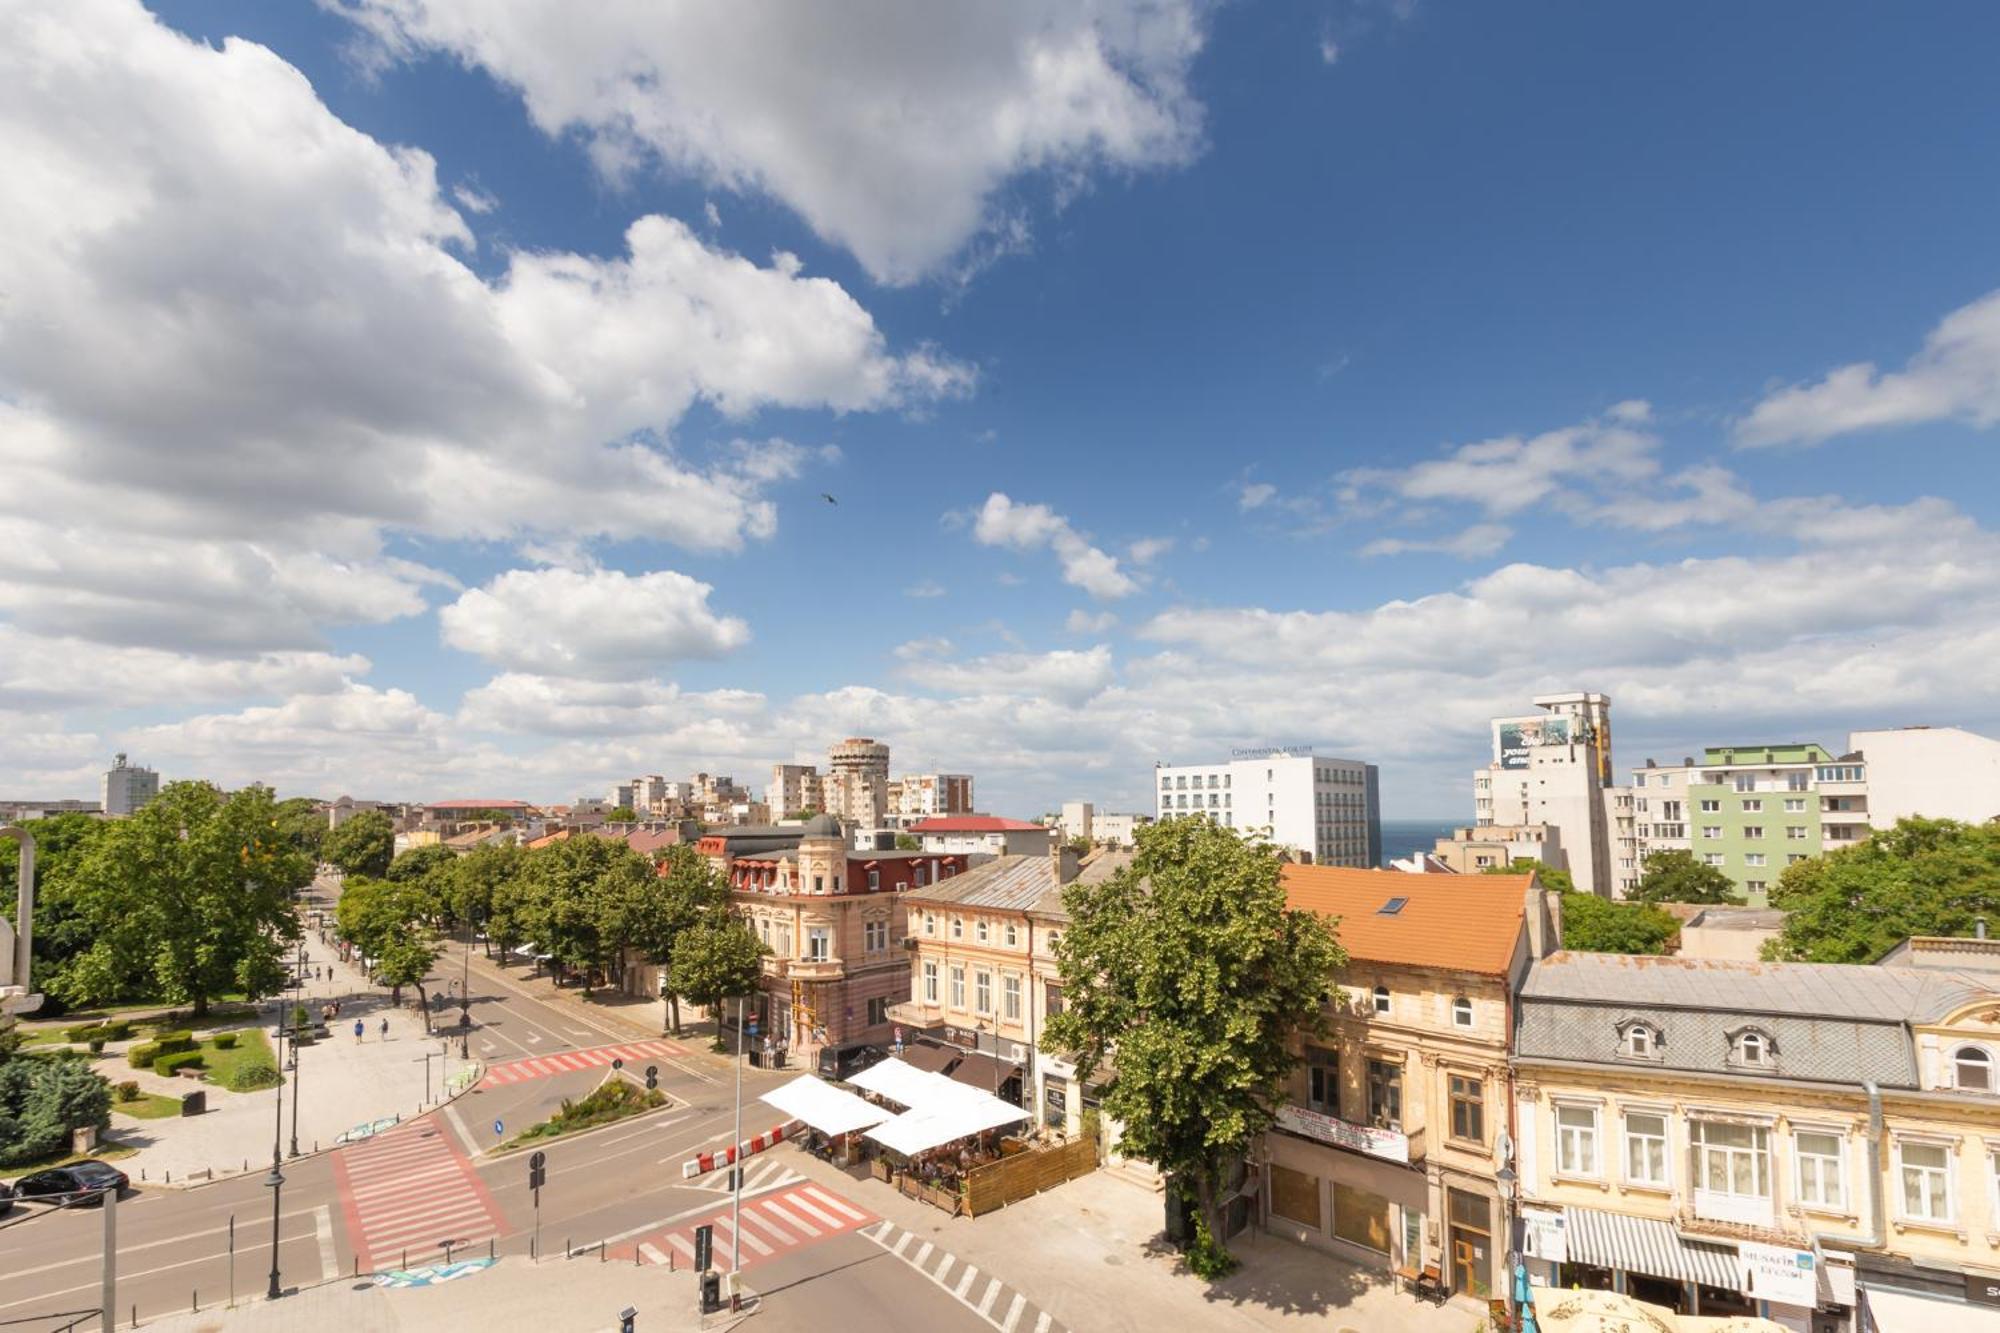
xmin=3 ymin=1 xmax=1998 ymax=818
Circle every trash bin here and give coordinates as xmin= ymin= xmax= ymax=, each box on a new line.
xmin=747 ymin=1048 xmax=763 ymax=1069
xmin=700 ymin=1271 xmax=721 ymax=1314
xmin=180 ymin=1089 xmax=207 ymax=1117
xmin=771 ymin=1049 xmax=785 ymax=1070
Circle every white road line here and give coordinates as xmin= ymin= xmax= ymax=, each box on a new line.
xmin=1000 ymin=1294 xmax=1026 ymax=1333
xmin=315 ymin=1206 xmax=339 ymax=1283
xmin=892 ymin=1230 xmax=916 ymax=1257
xmin=865 ymin=1220 xmax=893 ymax=1242
xmin=1033 ymin=1313 xmax=1052 ymax=1333
xmin=978 ymin=1278 xmax=1002 ymax=1317
xmin=785 ymin=1194 xmax=842 ymax=1228
xmin=802 ymin=1184 xmax=866 ymax=1220
xmin=640 ymin=1243 xmax=670 ymax=1266
xmin=934 ymin=1255 xmax=955 ymax=1283
xmin=914 ymin=1242 xmax=934 ymax=1266
xmin=955 ymin=1265 xmax=979 ymax=1299
xmin=739 ymin=1210 xmax=795 ymax=1245
xmin=442 ymin=1102 xmax=482 ymax=1157
xmin=714 ymin=1215 xmax=773 ymax=1257
xmin=668 ymin=1233 xmax=697 ymax=1261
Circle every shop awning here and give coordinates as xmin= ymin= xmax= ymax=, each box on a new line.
xmin=848 ymin=1056 xmax=970 ymax=1110
xmin=898 ymin=1043 xmax=961 ymax=1075
xmin=863 ymin=1094 xmax=1031 ymax=1158
xmin=1561 ymin=1206 xmax=1739 ymax=1289
xmin=1863 ymin=1289 xmax=2000 ymax=1333
xmin=946 ymin=1052 xmax=1020 ymax=1092
xmin=757 ymin=1075 xmax=892 ymax=1137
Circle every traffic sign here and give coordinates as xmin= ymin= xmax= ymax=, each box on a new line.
xmin=612 ymin=1057 xmax=624 ymax=1070
xmin=747 ymin=1018 xmax=759 ymax=1036
xmin=645 ymin=1064 xmax=659 ymax=1090
xmin=693 ymin=1223 xmax=714 ymax=1273
xmin=492 ymin=1119 xmax=504 ymax=1136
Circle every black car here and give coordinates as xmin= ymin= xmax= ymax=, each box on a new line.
xmin=13 ymin=1159 xmax=129 ymax=1205
xmin=816 ymin=1041 xmax=886 ymax=1083
xmin=0 ymin=1179 xmax=14 ymax=1215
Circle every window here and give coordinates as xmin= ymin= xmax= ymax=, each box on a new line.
xmin=1366 ymin=1058 xmax=1402 ymax=1129
xmin=812 ymin=875 xmax=824 ymax=894
xmin=1449 ymin=1075 xmax=1484 ymax=1143
xmin=1372 ymin=985 xmax=1390 ymax=1016
xmin=864 ymin=919 xmax=888 ymax=953
xmin=1744 ymin=853 xmax=1766 ymax=867
xmin=949 ymin=966 xmax=965 ymax=1009
xmin=1002 ymin=974 xmax=1022 ymax=1021
xmin=975 ymin=918 xmax=989 ymax=943
xmin=923 ymin=912 xmax=936 ymax=937
xmin=1796 ymin=1131 xmax=1846 ymax=1210
xmin=1741 ymin=799 xmax=1762 ymax=813
xmin=1733 ymin=1031 xmax=1772 ymax=1066
xmin=866 ymin=996 xmax=889 ymax=1025
xmin=974 ymin=970 xmax=993 ymax=1014
xmin=867 ymin=868 xmax=880 ymax=890
xmin=1784 ymin=798 xmax=1807 ymax=813
xmin=1745 ymin=880 xmax=1767 ymax=894
xmin=922 ymin=960 xmax=939 ymax=1003
xmin=1701 ymin=826 xmax=1723 ymax=839
xmin=1954 ymin=1046 xmax=1993 ymax=1091
xmin=806 ymin=926 xmax=830 ymax=961
xmin=950 ymin=916 xmax=963 ymax=940
xmin=1699 ymin=799 xmax=1721 ymax=813
xmin=1787 ymin=772 xmax=1810 ymax=791
xmin=1703 ymin=853 xmax=1726 ymax=867
xmin=1786 ymin=826 xmax=1808 ymax=840
xmin=1452 ymin=997 xmax=1474 ymax=1028
xmin=1306 ymin=1046 xmax=1339 ymax=1115
xmin=1625 ymin=1111 xmax=1668 ymax=1186
xmin=1693 ymin=1120 xmax=1771 ymax=1199
xmin=1003 ymin=922 xmax=1018 ymax=948
xmin=1900 ymin=1141 xmax=1953 ymax=1222
xmin=1556 ymin=1104 xmax=1600 ymax=1177
xmin=1621 ymin=1023 xmax=1657 ymax=1058
xmin=1743 ymin=825 xmax=1764 ymax=840
xmin=1735 ymin=774 xmax=1756 ymax=792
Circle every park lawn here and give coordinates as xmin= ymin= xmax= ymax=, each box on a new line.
xmin=197 ymin=1027 xmax=281 ymax=1090
xmin=0 ymin=1141 xmax=138 ymax=1181
xmin=112 ymin=1090 xmax=184 ymax=1119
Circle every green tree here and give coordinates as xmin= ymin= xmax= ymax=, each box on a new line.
xmin=1628 ymin=849 xmax=1743 ymax=905
xmin=336 ymin=876 xmax=443 ymax=1010
xmin=0 ymin=813 xmax=112 ymax=1011
xmin=387 ymin=843 xmax=460 ymax=922
xmin=1065 ymin=835 xmax=1091 ymax=855
xmin=1558 ymin=892 xmax=1679 ymax=954
xmin=668 ymin=920 xmax=767 ymax=1050
xmin=1765 ymin=818 xmax=2000 ymax=963
xmin=1481 ymin=858 xmax=1574 ymax=893
xmin=516 ymin=836 xmax=652 ymax=992
xmin=452 ymin=842 xmax=525 ymax=949
xmin=60 ymin=782 xmax=309 ymax=1014
xmin=0 ymin=1053 xmax=112 ymax=1167
xmin=893 ymin=833 xmax=920 ymax=852
xmin=271 ymin=797 xmax=326 ymax=860
xmin=324 ymin=810 xmax=395 ymax=878
xmin=1041 ymin=818 xmax=1344 ymax=1277
xmin=606 ymin=806 xmax=638 ymax=823
xmin=605 ymin=844 xmax=732 ymax=1032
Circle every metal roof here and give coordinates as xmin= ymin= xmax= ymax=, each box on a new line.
xmin=1521 ymin=951 xmax=1988 ymax=1022
xmin=903 ymin=855 xmax=1055 ymax=911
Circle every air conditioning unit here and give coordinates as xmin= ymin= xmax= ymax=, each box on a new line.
xmin=903 ymin=937 xmax=919 ymax=950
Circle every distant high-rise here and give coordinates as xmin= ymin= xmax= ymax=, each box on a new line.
xmin=102 ymin=753 xmax=159 ymax=817
xmin=822 ymin=737 xmax=891 ymax=826
xmin=1154 ymin=749 xmax=1380 ymax=868
xmin=1472 ymin=692 xmax=1613 ymax=896
xmin=770 ymin=763 xmax=823 ymax=818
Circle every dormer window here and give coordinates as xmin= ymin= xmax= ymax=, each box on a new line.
xmin=1954 ymin=1046 xmax=1992 ymax=1092
xmin=1618 ymin=1021 xmax=1661 ymax=1058
xmin=975 ymin=919 xmax=990 ymax=943
xmin=1730 ymin=1028 xmax=1774 ymax=1067
xmin=950 ymin=915 xmax=963 ymax=940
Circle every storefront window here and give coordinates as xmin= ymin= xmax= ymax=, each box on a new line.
xmin=1332 ymin=1182 xmax=1391 ymax=1253
xmin=1447 ymin=1190 xmax=1492 ymax=1298
xmin=1270 ymin=1164 xmax=1321 ymax=1230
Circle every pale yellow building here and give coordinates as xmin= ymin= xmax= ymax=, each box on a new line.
xmin=1513 ymin=951 xmax=2000 ymax=1332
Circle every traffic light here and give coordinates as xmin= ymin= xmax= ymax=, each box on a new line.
xmin=645 ymin=1064 xmax=658 ymax=1090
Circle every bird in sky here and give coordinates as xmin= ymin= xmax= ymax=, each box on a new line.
xmin=820 ymin=493 xmax=838 ymax=505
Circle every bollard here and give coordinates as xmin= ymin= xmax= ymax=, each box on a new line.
xmin=599 ymin=1242 xmax=606 ymax=1263
xmin=669 ymin=1251 xmax=675 ymax=1272
xmin=353 ymin=1257 xmax=359 ymax=1278
xmin=489 ymin=1239 xmax=495 ymax=1260
xmin=402 ymin=1247 xmax=408 ymax=1269
xmin=566 ymin=1237 xmax=572 ymax=1259
xmin=193 ymin=1288 xmax=198 ymax=1312
xmin=165 ymin=1169 xmax=171 ymax=1183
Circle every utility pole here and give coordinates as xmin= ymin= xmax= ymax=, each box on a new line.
xmin=459 ymin=911 xmax=473 ymax=1061
xmin=288 ymin=942 xmax=305 ymax=1157
xmin=100 ymin=1183 xmax=117 ymax=1333
xmin=729 ymin=992 xmax=745 ymax=1306
xmin=266 ymin=993 xmax=287 ymax=1300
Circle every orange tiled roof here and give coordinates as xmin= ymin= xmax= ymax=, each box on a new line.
xmin=1280 ymin=865 xmax=1533 ymax=977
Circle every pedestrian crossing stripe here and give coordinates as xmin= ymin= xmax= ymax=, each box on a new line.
xmin=861 ymin=1221 xmax=1065 ymax=1333
xmin=479 ymin=1038 xmax=691 ymax=1087
xmin=688 ymin=1156 xmax=802 ymax=1196
xmin=609 ymin=1183 xmax=875 ymax=1272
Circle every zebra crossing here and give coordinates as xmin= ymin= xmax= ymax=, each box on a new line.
xmin=333 ymin=1119 xmax=506 ymax=1273
xmin=685 ymin=1155 xmax=803 ymax=1198
xmin=479 ymin=1038 xmax=690 ymax=1087
xmin=611 ymin=1181 xmax=875 ymax=1271
xmin=861 ymin=1220 xmax=1065 ymax=1333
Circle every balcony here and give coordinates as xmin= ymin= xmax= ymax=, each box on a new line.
xmin=789 ymin=957 xmax=844 ymax=982
xmin=760 ymin=956 xmax=790 ymax=979
xmin=1688 ymin=1189 xmax=1775 ymax=1232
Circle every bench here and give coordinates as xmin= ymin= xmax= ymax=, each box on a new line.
xmin=1394 ymin=1263 xmax=1447 ymax=1306
xmin=174 ymin=1066 xmax=207 ymax=1080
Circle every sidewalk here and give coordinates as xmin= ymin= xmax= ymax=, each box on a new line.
xmin=775 ymin=1146 xmax=1484 ymax=1333
xmin=101 ymin=921 xmax=470 ymax=1185
xmin=137 ymin=1255 xmax=720 ymax=1332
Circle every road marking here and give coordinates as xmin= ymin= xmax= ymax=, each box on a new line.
xmin=934 ymin=1254 xmax=955 ymax=1283
xmin=611 ymin=1181 xmax=873 ymax=1272
xmin=914 ymin=1241 xmax=934 ymax=1266
xmin=640 ymin=1243 xmax=670 ymax=1266
xmin=861 ymin=1225 xmax=1063 ymax=1333
xmin=740 ymin=1209 xmax=794 ymax=1244
xmin=1000 ymin=1294 xmax=1026 ymax=1333
xmin=527 ymin=1032 xmax=543 ymax=1044
xmin=315 ymin=1205 xmax=339 ymax=1283
xmin=803 ymin=1184 xmax=867 ymax=1220
xmin=784 ymin=1193 xmax=842 ymax=1228
xmin=1033 ymin=1310 xmax=1051 ymax=1333
xmin=955 ymin=1265 xmax=979 ymax=1299
xmin=668 ymin=1233 xmax=696 ymax=1261
xmin=978 ymin=1278 xmax=1002 ymax=1316
xmin=714 ymin=1215 xmax=773 ymax=1257
xmin=442 ymin=1102 xmax=482 ymax=1157
xmin=0 ymin=1227 xmax=321 ymax=1315
xmin=893 ymin=1230 xmax=916 ymax=1257
xmin=2 ymin=1212 xmax=322 ymax=1281
xmin=761 ymin=1199 xmax=820 ymax=1237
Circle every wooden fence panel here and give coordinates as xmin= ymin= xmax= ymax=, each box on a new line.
xmin=964 ymin=1136 xmax=1100 ymax=1216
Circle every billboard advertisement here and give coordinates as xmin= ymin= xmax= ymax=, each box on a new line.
xmin=1495 ymin=716 xmax=1572 ymax=769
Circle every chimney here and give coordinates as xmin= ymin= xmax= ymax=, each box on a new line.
xmin=1051 ymin=836 xmax=1079 ymax=885
xmin=1525 ymin=883 xmax=1561 ymax=960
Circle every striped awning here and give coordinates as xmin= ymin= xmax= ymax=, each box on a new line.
xmin=1563 ymin=1206 xmax=1740 ymax=1289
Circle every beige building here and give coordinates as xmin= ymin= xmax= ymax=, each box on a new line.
xmin=1513 ymin=951 xmax=2000 ymax=1331
xmin=1474 ymin=692 xmax=1615 ymax=896
xmin=888 ymin=773 xmax=975 ymax=820
xmin=1431 ymin=823 xmax=1564 ymax=875
xmin=770 ymin=764 xmax=823 ymax=819
xmin=822 ymin=737 xmax=891 ymax=826
xmin=1262 ymin=865 xmax=1549 ymax=1301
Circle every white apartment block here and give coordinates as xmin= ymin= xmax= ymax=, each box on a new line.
xmin=888 ymin=773 xmax=974 ymax=819
xmin=1471 ymin=692 xmax=1614 ymax=897
xmin=1153 ymin=750 xmax=1381 ymax=868
xmin=1851 ymin=725 xmax=2000 ymax=826
xmin=102 ymin=753 xmax=159 ymax=817
xmin=1091 ymin=812 xmax=1150 ymax=848
xmin=823 ymin=737 xmax=890 ymax=826
xmin=1057 ymin=801 xmax=1093 ymax=843
xmin=769 ymin=763 xmax=823 ymax=818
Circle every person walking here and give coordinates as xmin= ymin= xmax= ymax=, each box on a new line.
xmin=353 ymin=1017 xmax=364 ymax=1043
xmin=380 ymin=1017 xmax=389 ymax=1041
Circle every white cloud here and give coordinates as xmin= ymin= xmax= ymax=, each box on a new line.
xmin=903 ymin=580 xmax=947 ymax=599
xmin=440 ymin=567 xmax=749 ymax=680
xmin=0 ymin=628 xmax=366 ymax=712
xmin=896 ymin=644 xmax=1117 ymax=707
xmin=1126 ymin=536 xmax=1175 ymax=566
xmin=1065 ymin=609 xmax=1119 ymax=634
xmin=1319 ymin=37 xmax=1341 ymax=65
xmin=971 ymin=493 xmax=1138 ymax=600
xmin=458 ymin=673 xmax=767 ymax=738
xmin=1360 ymin=523 xmax=1513 ymax=560
xmin=1346 ymin=405 xmax=1660 ymax=516
xmin=703 ymin=199 xmax=722 ymax=229
xmin=332 ymin=1 xmax=1210 ymax=284
xmin=1737 ymin=288 xmax=2000 ymax=447
xmin=1237 ymin=481 xmax=1278 ymax=511
xmin=451 ymin=180 xmax=497 ymax=213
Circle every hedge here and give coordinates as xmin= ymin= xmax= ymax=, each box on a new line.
xmin=153 ymin=1051 xmax=206 ymax=1077
xmin=127 ymin=1042 xmax=161 ymax=1069
xmin=211 ymin=1031 xmax=238 ymax=1050
xmin=151 ymin=1031 xmax=196 ymax=1057
xmin=225 ymin=1063 xmax=281 ymax=1092
xmin=103 ymin=1021 xmax=134 ymax=1041
xmin=66 ymin=1023 xmax=103 ymax=1043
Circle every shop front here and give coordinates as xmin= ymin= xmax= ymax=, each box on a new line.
xmin=1263 ymin=1110 xmax=1426 ymax=1274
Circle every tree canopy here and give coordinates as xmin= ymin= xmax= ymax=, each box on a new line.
xmin=605 ymin=806 xmax=638 ymax=822
xmin=1558 ymin=891 xmax=1679 ymax=955
xmin=272 ymin=797 xmax=327 ymax=860
xmin=1628 ymin=849 xmax=1743 ymax=905
xmin=668 ymin=919 xmax=766 ymax=1047
xmin=324 ymin=809 xmax=395 ymax=878
xmin=1482 ymin=858 xmax=1574 ymax=893
xmin=1764 ymin=818 xmax=2000 ymax=962
xmin=0 ymin=813 xmax=111 ymax=1011
xmin=1041 ymin=817 xmax=1344 ymax=1276
xmin=58 ymin=782 xmax=310 ymax=1013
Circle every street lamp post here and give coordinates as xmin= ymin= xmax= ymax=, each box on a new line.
xmin=1495 ymin=1164 xmax=1519 ymax=1331
xmin=266 ymin=992 xmax=288 ymax=1300
xmin=288 ymin=941 xmax=306 ymax=1158
xmin=459 ymin=912 xmax=473 ymax=1061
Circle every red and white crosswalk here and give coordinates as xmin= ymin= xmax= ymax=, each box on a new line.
xmin=610 ymin=1182 xmax=876 ymax=1271
xmin=480 ymin=1038 xmax=690 ymax=1087
xmin=333 ymin=1120 xmax=506 ymax=1273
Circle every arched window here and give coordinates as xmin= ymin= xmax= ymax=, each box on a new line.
xmin=1954 ymin=1046 xmax=1992 ymax=1091
xmin=1621 ymin=1023 xmax=1657 ymax=1057
xmin=1372 ymin=985 xmax=1391 ymax=1016
xmin=950 ymin=915 xmax=963 ymax=940
xmin=1452 ymin=997 xmax=1474 ymax=1028
xmin=1734 ymin=1031 xmax=1771 ymax=1066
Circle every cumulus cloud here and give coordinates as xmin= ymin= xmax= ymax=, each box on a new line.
xmin=440 ymin=567 xmax=749 ymax=680
xmin=1238 ymin=482 xmax=1278 ymax=511
xmin=1737 ymin=288 xmax=2000 ymax=447
xmin=333 ymin=1 xmax=1211 ymax=284
xmin=971 ymin=493 xmax=1138 ymax=599
xmin=1126 ymin=536 xmax=1175 ymax=566
xmin=1346 ymin=404 xmax=1660 ymax=516
xmin=1066 ymin=609 xmax=1119 ymax=634
xmin=1360 ymin=523 xmax=1513 ymax=559
xmin=903 ymin=581 xmax=947 ymax=599
xmin=897 ymin=644 xmax=1117 ymax=707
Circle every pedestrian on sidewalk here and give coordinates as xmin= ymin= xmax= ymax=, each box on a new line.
xmin=380 ymin=1017 xmax=389 ymax=1041
xmin=353 ymin=1018 xmax=364 ymax=1043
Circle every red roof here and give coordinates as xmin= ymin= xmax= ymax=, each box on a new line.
xmin=427 ymin=799 xmax=533 ymax=809
xmin=909 ymin=816 xmax=1045 ymax=833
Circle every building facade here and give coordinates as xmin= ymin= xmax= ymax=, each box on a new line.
xmin=101 ymin=753 xmax=159 ymax=817
xmin=887 ymin=773 xmax=975 ymax=820
xmin=770 ymin=763 xmax=823 ymax=819
xmin=1056 ymin=801 xmax=1093 ymax=844
xmin=1154 ymin=750 xmax=1381 ymax=868
xmin=1090 ymin=812 xmax=1149 ymax=848
xmin=1430 ymin=823 xmax=1565 ymax=875
xmin=821 ymin=737 xmax=891 ymax=827
xmin=1260 ymin=866 xmax=1546 ymax=1301
xmin=1513 ymin=951 xmax=2000 ymax=1332
xmin=908 ymin=815 xmax=1055 ymax=859
xmin=1473 ymin=692 xmax=1614 ymax=897
xmin=1846 ymin=726 xmax=2000 ymax=828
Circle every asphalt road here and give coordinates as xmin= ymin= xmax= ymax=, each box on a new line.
xmin=1 ymin=920 xmax=986 ymax=1333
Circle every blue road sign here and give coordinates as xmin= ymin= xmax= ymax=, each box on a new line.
xmin=493 ymin=1119 xmax=504 ymax=1136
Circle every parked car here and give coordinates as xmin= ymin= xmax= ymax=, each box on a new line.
xmin=0 ymin=1178 xmax=15 ymax=1215
xmin=816 ymin=1041 xmax=887 ymax=1083
xmin=12 ymin=1159 xmax=129 ymax=1205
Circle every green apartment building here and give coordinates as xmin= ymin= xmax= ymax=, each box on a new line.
xmin=1615 ymin=742 xmax=1870 ymax=905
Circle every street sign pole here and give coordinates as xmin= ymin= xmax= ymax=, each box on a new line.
xmin=527 ymin=1151 xmax=546 ymax=1262
xmin=99 ymin=1180 xmax=116 ymax=1333
xmin=730 ymin=992 xmax=745 ymax=1304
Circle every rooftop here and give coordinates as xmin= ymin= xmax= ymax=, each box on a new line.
xmin=1521 ymin=950 xmax=1989 ymax=1022
xmin=905 ymin=855 xmax=1055 ymax=912
xmin=1281 ymin=865 xmax=1532 ymax=977
xmin=908 ymin=815 xmax=1045 ymax=833
xmin=427 ymin=798 xmax=532 ymax=809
